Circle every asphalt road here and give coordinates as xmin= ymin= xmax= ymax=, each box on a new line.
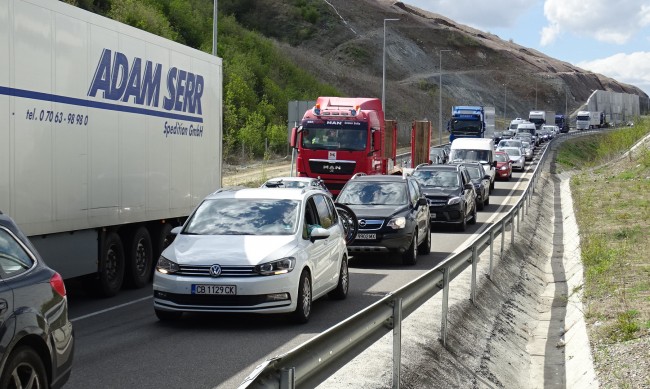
xmin=63 ymin=142 xmax=546 ymax=389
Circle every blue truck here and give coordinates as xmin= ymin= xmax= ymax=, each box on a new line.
xmin=447 ymin=106 xmax=493 ymax=142
xmin=555 ymin=114 xmax=570 ymax=133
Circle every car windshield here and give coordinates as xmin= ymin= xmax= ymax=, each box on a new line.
xmin=337 ymin=182 xmax=407 ymax=205
xmin=184 ymin=198 xmax=299 ymax=235
xmin=495 ymin=153 xmax=509 ymax=162
xmin=498 ymin=140 xmax=520 ymax=148
xmin=466 ymin=166 xmax=482 ymax=180
xmin=301 ymin=127 xmax=368 ymax=151
xmin=412 ymin=170 xmax=459 ymax=188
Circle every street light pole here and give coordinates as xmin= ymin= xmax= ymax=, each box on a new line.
xmin=535 ymin=80 xmax=538 ymax=109
xmin=503 ymin=83 xmax=507 ymax=123
xmin=382 ymin=18 xmax=399 ymax=112
xmin=212 ymin=0 xmax=218 ymax=56
xmin=438 ymin=49 xmax=451 ymax=145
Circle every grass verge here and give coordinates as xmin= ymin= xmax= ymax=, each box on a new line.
xmin=556 ymin=119 xmax=650 ymax=384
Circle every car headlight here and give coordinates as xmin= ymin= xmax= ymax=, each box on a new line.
xmin=448 ymin=196 xmax=461 ymax=205
xmin=156 ymin=256 xmax=180 ymax=274
xmin=255 ymin=257 xmax=296 ymax=276
xmin=387 ymin=216 xmax=406 ymax=229
xmin=500 ymin=166 xmax=508 ymax=171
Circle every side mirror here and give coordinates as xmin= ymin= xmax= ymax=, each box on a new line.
xmin=484 ymin=174 xmax=491 ymax=180
xmin=418 ymin=197 xmax=428 ymax=206
xmin=290 ymin=127 xmax=298 ymax=148
xmin=492 ymin=160 xmax=498 ymax=168
xmin=171 ymin=226 xmax=182 ymax=235
xmin=310 ymin=227 xmax=330 ymax=243
xmin=372 ymin=130 xmax=381 ymax=153
xmin=464 ymin=183 xmax=474 ymax=190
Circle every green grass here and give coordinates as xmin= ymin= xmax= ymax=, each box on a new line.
xmin=559 ymin=118 xmax=650 ymax=344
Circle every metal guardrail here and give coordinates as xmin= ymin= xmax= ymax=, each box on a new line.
xmin=239 ymin=130 xmax=592 ymax=389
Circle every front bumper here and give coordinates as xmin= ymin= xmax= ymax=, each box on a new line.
xmin=153 ymin=270 xmax=300 ymax=314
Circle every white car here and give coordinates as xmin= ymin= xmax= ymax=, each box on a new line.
xmin=501 ymin=147 xmax=525 ymax=171
xmin=153 ymin=187 xmax=349 ymax=323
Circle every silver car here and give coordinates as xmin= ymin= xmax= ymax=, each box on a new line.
xmin=501 ymin=147 xmax=525 ymax=171
xmin=521 ymin=141 xmax=533 ymax=161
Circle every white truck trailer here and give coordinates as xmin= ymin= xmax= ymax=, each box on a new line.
xmin=576 ymin=111 xmax=601 ymax=130
xmin=528 ymin=110 xmax=555 ymax=130
xmin=1 ymin=0 xmax=223 ymax=296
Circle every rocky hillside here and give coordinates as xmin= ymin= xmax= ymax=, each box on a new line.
xmin=226 ymin=0 xmax=648 ymax=128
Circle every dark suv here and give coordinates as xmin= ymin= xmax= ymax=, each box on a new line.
xmin=336 ymin=174 xmax=430 ymax=265
xmin=0 ymin=212 xmax=74 ymax=388
xmin=411 ymin=164 xmax=477 ymax=231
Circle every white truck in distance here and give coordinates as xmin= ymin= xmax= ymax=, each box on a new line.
xmin=576 ymin=111 xmax=601 ymax=130
xmin=1 ymin=0 xmax=223 ymax=296
xmin=528 ymin=110 xmax=555 ymax=130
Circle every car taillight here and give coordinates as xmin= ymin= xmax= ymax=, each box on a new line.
xmin=50 ymin=272 xmax=67 ymax=297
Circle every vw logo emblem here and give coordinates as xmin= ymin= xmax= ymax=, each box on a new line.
xmin=359 ymin=219 xmax=367 ymax=227
xmin=209 ymin=264 xmax=222 ymax=277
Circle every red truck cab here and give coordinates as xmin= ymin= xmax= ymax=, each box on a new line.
xmin=292 ymin=97 xmax=397 ymax=196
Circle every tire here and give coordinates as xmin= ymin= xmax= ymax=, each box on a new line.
xmin=469 ymin=203 xmax=477 ymax=225
xmin=477 ymin=196 xmax=484 ymax=211
xmin=328 ymin=257 xmax=349 ymax=300
xmin=98 ymin=231 xmax=125 ymax=297
xmin=334 ymin=203 xmax=358 ymax=246
xmin=154 ymin=223 xmax=174 ymax=260
xmin=484 ymin=194 xmax=490 ymax=206
xmin=489 ymin=178 xmax=494 ymax=191
xmin=0 ymin=347 xmax=47 ymax=389
xmin=417 ymin=224 xmax=431 ymax=255
xmin=402 ymin=230 xmax=418 ymax=265
xmin=155 ymin=308 xmax=183 ymax=321
xmin=124 ymin=226 xmax=153 ymax=289
xmin=293 ymin=270 xmax=312 ymax=324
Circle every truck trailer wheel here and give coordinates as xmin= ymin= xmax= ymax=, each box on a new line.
xmin=125 ymin=226 xmax=153 ymax=289
xmin=98 ymin=232 xmax=125 ymax=297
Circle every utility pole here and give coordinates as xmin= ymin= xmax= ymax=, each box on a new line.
xmin=438 ymin=49 xmax=451 ymax=145
xmin=382 ymin=18 xmax=399 ymax=111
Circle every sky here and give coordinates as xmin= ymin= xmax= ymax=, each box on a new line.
xmin=406 ymin=0 xmax=650 ymax=96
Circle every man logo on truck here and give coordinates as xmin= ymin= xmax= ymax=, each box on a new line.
xmin=87 ymin=49 xmax=204 ymax=115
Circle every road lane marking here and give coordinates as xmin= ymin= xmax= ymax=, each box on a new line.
xmin=70 ymin=296 xmax=152 ymax=322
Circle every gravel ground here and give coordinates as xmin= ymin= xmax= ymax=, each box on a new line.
xmin=591 ymin=335 xmax=650 ymax=388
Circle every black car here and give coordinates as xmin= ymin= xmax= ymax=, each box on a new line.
xmin=462 ymin=162 xmax=491 ymax=210
xmin=492 ymin=130 xmax=504 ymax=144
xmin=428 ymin=147 xmax=448 ymax=164
xmin=0 ymin=212 xmax=74 ymax=388
xmin=411 ymin=164 xmax=477 ymax=231
xmin=336 ymin=175 xmax=430 ymax=265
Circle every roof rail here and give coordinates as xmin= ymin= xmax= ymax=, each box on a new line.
xmin=350 ymin=173 xmax=367 ymax=179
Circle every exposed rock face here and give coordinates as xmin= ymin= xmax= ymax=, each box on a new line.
xmin=235 ymin=0 xmax=647 ymax=126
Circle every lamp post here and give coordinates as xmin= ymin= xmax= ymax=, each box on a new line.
xmin=382 ymin=18 xmax=399 ymax=111
xmin=212 ymin=0 xmax=218 ymax=56
xmin=438 ymin=49 xmax=451 ymax=145
xmin=503 ymin=83 xmax=507 ymax=123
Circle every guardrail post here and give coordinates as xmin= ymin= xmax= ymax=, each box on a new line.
xmin=280 ymin=367 xmax=295 ymax=389
xmin=510 ymin=214 xmax=515 ymax=242
xmin=516 ymin=206 xmax=520 ymax=233
xmin=500 ymin=221 xmax=505 ymax=257
xmin=440 ymin=267 xmax=450 ymax=347
xmin=488 ymin=230 xmax=494 ymax=278
xmin=392 ymin=298 xmax=402 ymax=389
xmin=470 ymin=246 xmax=477 ymax=304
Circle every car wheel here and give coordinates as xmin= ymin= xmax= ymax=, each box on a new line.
xmin=489 ymin=179 xmax=494 ymax=191
xmin=293 ymin=270 xmax=312 ymax=324
xmin=417 ymin=224 xmax=431 ymax=254
xmin=97 ymin=231 xmax=125 ymax=297
xmin=484 ymin=193 xmax=490 ymax=206
xmin=155 ymin=308 xmax=183 ymax=321
xmin=0 ymin=347 xmax=47 ymax=389
xmin=469 ymin=203 xmax=477 ymax=225
xmin=328 ymin=257 xmax=349 ymax=300
xmin=477 ymin=196 xmax=484 ymax=211
xmin=124 ymin=226 xmax=153 ymax=289
xmin=402 ymin=230 xmax=418 ymax=265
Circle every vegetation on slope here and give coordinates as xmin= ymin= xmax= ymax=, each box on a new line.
xmin=65 ymin=0 xmax=340 ymax=161
xmin=557 ymin=120 xmax=650 ymax=386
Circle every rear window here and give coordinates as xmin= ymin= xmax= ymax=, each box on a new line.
xmin=412 ymin=170 xmax=459 ymax=188
xmin=495 ymin=153 xmax=509 ymax=162
xmin=0 ymin=227 xmax=34 ymax=277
